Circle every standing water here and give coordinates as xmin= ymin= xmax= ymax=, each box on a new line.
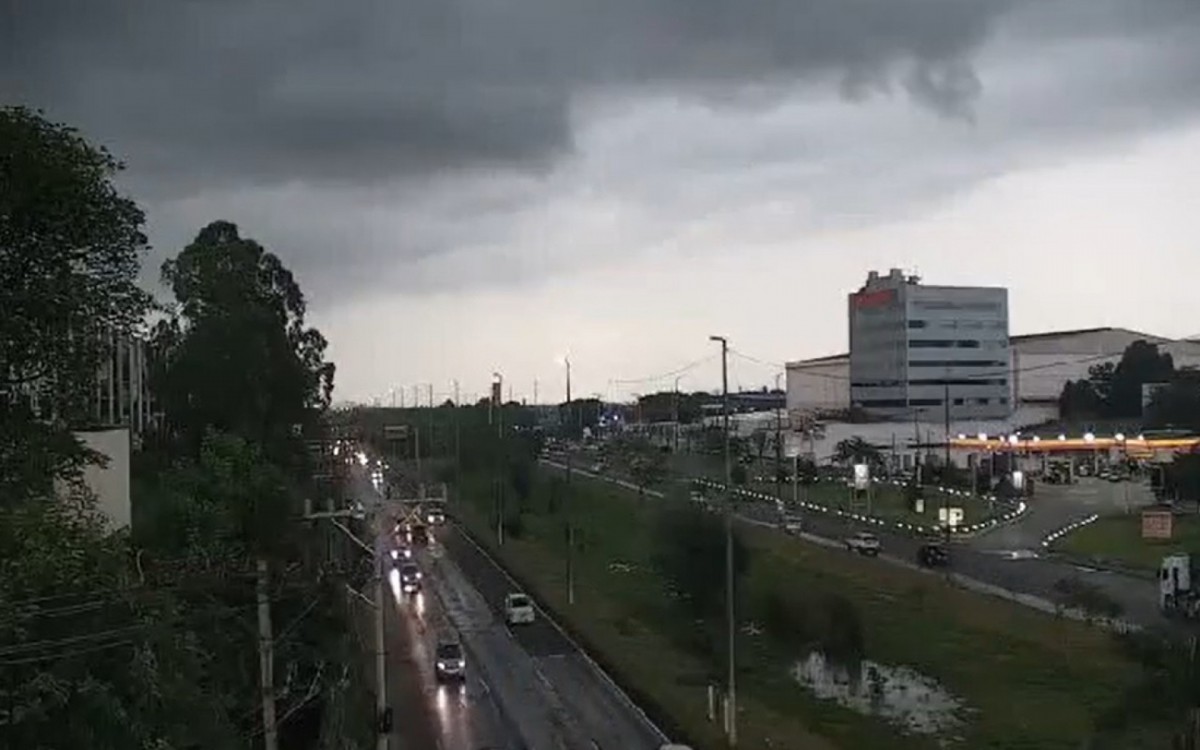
xmin=791 ymin=652 xmax=968 ymax=738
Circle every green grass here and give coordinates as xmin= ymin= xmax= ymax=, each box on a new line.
xmin=669 ymin=450 xmax=996 ymax=527
xmin=1057 ymin=514 xmax=1200 ymax=571
xmin=457 ymin=467 xmax=1138 ymax=750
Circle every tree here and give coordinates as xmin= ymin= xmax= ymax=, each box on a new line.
xmin=833 ymin=436 xmax=882 ymax=468
xmin=1148 ymin=369 xmax=1200 ymax=432
xmin=1059 ymin=340 xmax=1176 ymax=421
xmin=151 ymin=220 xmax=335 ymax=461
xmin=652 ymin=501 xmax=749 ymax=620
xmin=0 ymin=106 xmax=152 ymax=425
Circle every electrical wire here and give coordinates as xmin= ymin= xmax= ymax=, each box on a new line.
xmin=610 ymin=354 xmax=719 ymax=386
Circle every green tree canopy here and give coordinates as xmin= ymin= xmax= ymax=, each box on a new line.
xmin=151 ymin=221 xmax=335 ymax=461
xmin=0 ymin=106 xmax=152 ymax=425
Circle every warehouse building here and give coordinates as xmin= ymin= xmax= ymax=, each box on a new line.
xmin=788 ymin=326 xmax=1200 ymax=428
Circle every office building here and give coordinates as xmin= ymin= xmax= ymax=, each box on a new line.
xmin=846 ymin=269 xmax=1011 ymax=421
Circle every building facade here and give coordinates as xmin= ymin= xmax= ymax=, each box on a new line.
xmin=787 ymin=326 xmax=1200 ymax=428
xmin=847 ymin=269 xmax=1010 ymax=421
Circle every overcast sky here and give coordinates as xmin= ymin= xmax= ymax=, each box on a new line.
xmin=5 ymin=0 xmax=1199 ymax=404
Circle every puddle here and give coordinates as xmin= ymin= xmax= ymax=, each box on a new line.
xmin=791 ymin=652 xmax=967 ymax=738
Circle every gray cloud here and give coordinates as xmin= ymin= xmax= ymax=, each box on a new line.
xmin=3 ymin=0 xmax=1029 ymax=194
xmin=5 ymin=0 xmax=1200 ymax=309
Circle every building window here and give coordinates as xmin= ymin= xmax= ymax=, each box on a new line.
xmin=909 ymin=360 xmax=1008 ymax=368
xmin=909 ymin=340 xmax=982 ymax=349
xmin=909 ymin=378 xmax=1008 ymax=386
xmin=909 ymin=399 xmax=943 ymax=407
xmin=858 ymin=399 xmax=907 ymax=408
xmin=973 ymin=398 xmax=991 ymax=405
xmin=953 ymin=398 xmax=964 ymax=405
xmin=908 ymin=320 xmax=927 ymax=329
xmin=1000 ymin=397 xmax=1009 ymax=404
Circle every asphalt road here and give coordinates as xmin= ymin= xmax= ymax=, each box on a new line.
xmin=437 ymin=525 xmax=671 ymax=750
xmin=358 ymin=456 xmax=670 ymax=750
xmin=352 ymin=466 xmax=514 ymax=750
xmin=541 ymin=452 xmax=1172 ymax=630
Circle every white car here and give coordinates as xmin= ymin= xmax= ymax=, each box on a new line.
xmin=504 ymin=593 xmax=536 ymax=625
xmin=780 ymin=515 xmax=803 ymax=535
xmin=845 ymin=532 xmax=881 ymax=557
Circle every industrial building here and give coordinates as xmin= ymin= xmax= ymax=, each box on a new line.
xmin=847 ymin=268 xmax=1010 ymax=421
xmin=788 ymin=326 xmax=1200 ymax=429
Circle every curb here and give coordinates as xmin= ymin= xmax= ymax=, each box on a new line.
xmin=449 ymin=519 xmax=679 ymax=748
xmin=693 ymin=477 xmax=1028 ymax=538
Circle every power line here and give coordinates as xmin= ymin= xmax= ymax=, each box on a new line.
xmin=610 ymin=354 xmax=719 ymax=386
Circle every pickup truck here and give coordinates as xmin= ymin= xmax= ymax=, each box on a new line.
xmin=845 ymin=532 xmax=881 ymax=557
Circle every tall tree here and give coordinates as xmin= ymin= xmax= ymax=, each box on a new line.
xmin=0 ymin=106 xmax=152 ymax=426
xmin=152 ymin=221 xmax=335 ymax=460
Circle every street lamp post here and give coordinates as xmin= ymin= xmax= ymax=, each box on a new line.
xmin=774 ymin=372 xmax=783 ymax=507
xmin=709 ymin=334 xmax=736 ymax=746
xmin=673 ymin=375 xmax=682 ymax=453
xmin=563 ymin=356 xmax=576 ymax=605
xmin=493 ymin=371 xmax=504 ymax=545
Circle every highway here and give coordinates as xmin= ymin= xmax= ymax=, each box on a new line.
xmin=539 ymin=453 xmax=1170 ymax=630
xmin=354 ymin=458 xmax=671 ymax=750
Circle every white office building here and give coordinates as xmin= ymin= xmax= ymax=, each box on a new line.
xmin=847 ymin=269 xmax=1010 ymax=421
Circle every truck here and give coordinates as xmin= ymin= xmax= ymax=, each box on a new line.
xmin=1160 ymin=554 xmax=1200 ymax=619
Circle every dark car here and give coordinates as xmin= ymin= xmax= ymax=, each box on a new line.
xmin=918 ymin=543 xmax=950 ymax=567
xmin=398 ymin=563 xmax=422 ymax=594
xmin=434 ymin=640 xmax=466 ymax=682
xmin=408 ymin=524 xmax=429 ymax=546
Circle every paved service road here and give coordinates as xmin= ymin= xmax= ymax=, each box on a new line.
xmin=540 ymin=455 xmax=1172 ymax=630
xmin=439 ymin=526 xmax=671 ymax=750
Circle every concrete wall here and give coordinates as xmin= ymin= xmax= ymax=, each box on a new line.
xmin=72 ymin=428 xmax=131 ymax=531
xmin=786 ymin=358 xmax=850 ymax=414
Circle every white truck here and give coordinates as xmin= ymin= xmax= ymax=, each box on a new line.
xmin=845 ymin=532 xmax=881 ymax=557
xmin=1160 ymin=554 xmax=1200 ymax=619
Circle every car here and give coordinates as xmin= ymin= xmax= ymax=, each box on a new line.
xmin=398 ymin=563 xmax=422 ymax=594
xmin=426 ymin=508 xmax=446 ymax=525
xmin=389 ymin=546 xmax=413 ymax=565
xmin=779 ymin=515 xmax=803 ymax=535
xmin=504 ymin=592 xmax=536 ymax=625
xmin=408 ymin=524 xmax=429 ymax=546
xmin=845 ymin=532 xmax=881 ymax=556
xmin=434 ymin=639 xmax=466 ymax=682
xmin=917 ymin=543 xmax=950 ymax=567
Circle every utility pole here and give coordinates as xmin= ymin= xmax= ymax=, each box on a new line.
xmin=307 ymin=501 xmax=395 ymax=750
xmin=774 ymin=372 xmax=783 ymax=507
xmin=494 ymin=372 xmax=504 ymax=545
xmin=533 ymin=378 xmax=538 ymax=406
xmin=564 ymin=357 xmax=576 ymax=605
xmin=943 ymin=383 xmax=952 ymax=469
xmin=673 ymin=376 xmax=681 ymax=453
xmin=256 ymin=558 xmax=279 ymax=750
xmin=709 ymin=334 xmax=736 ymax=747
xmin=454 ymin=379 xmax=461 ymax=507
xmin=372 ymin=547 xmax=388 ymax=750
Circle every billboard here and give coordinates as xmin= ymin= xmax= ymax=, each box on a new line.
xmin=852 ymin=463 xmax=871 ymax=491
xmin=1142 ymin=508 xmax=1174 ymax=540
xmin=852 ymin=289 xmax=896 ymax=310
xmin=383 ymin=424 xmax=409 ymax=440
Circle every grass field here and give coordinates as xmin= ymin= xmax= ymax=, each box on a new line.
xmin=663 ymin=450 xmax=997 ymax=527
xmin=1057 ymin=514 xmax=1200 ymax=571
xmin=456 ymin=467 xmax=1139 ymax=750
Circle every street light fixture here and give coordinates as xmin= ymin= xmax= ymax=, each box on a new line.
xmin=709 ymin=334 xmax=737 ymax=747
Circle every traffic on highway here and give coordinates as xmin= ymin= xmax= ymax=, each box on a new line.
xmin=355 ymin=458 xmax=680 ymax=750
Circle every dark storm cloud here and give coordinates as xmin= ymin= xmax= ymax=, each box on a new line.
xmin=3 ymin=0 xmax=1024 ymax=193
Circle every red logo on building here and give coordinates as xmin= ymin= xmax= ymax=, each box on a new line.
xmin=853 ymin=289 xmax=896 ymax=309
